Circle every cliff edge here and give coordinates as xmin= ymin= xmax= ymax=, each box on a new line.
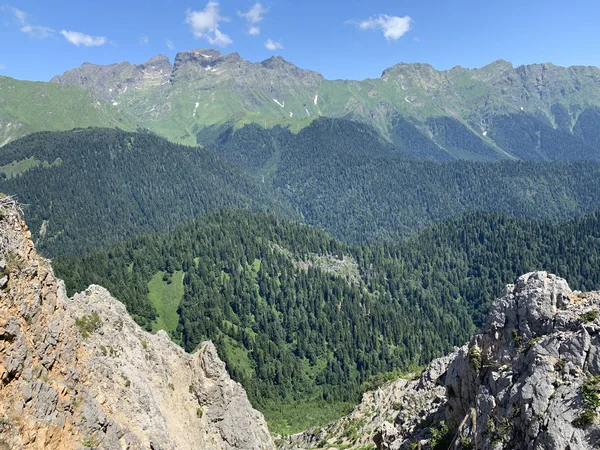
xmin=0 ymin=197 xmax=274 ymax=449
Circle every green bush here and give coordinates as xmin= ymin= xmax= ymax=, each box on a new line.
xmin=75 ymin=312 xmax=101 ymax=339
xmin=573 ymin=375 xmax=600 ymax=427
xmin=580 ymin=309 xmax=599 ymax=323
xmin=468 ymin=345 xmax=482 ymax=373
xmin=460 ymin=437 xmax=473 ymax=449
xmin=573 ymin=409 xmax=596 ymax=427
xmin=430 ymin=421 xmax=451 ymax=449
xmin=512 ymin=329 xmax=523 ymax=349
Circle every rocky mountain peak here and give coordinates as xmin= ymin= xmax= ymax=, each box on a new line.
xmin=442 ymin=271 xmax=600 ymax=449
xmin=52 ymin=52 xmax=172 ymax=103
xmin=475 ymin=59 xmax=516 ymax=78
xmin=173 ymin=48 xmax=223 ymax=65
xmin=380 ymin=62 xmax=451 ymax=92
xmin=171 ymin=49 xmax=250 ymax=82
xmin=0 ymin=198 xmax=274 ymax=449
xmin=172 ymin=48 xmax=233 ymax=71
xmin=483 ymin=59 xmax=515 ymax=70
xmin=139 ymin=54 xmax=172 ymax=72
xmin=260 ymin=55 xmax=292 ymax=68
xmin=380 ymin=61 xmax=437 ymax=79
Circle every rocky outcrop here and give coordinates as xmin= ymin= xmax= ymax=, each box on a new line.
xmin=0 ymin=197 xmax=274 ymax=449
xmin=373 ymin=271 xmax=600 ymax=450
xmin=51 ymin=55 xmax=173 ymax=103
xmin=283 ymin=271 xmax=600 ymax=450
xmin=442 ymin=271 xmax=600 ymax=449
xmin=279 ymin=354 xmax=455 ymax=450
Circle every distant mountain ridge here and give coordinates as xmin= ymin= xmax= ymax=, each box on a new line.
xmin=0 ymin=75 xmax=133 ymax=146
xmin=50 ymin=49 xmax=600 ymax=161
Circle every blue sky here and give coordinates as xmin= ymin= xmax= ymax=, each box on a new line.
xmin=1 ymin=0 xmax=600 ymax=81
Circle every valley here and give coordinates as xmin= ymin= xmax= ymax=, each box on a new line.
xmin=53 ymin=209 xmax=600 ymax=433
xmin=2 ymin=40 xmax=600 ymax=449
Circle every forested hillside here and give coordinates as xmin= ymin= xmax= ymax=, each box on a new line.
xmin=54 ymin=209 xmax=474 ymax=432
xmin=398 ymin=211 xmax=600 ymax=324
xmin=53 ymin=209 xmax=600 ymax=432
xmin=3 ymin=123 xmax=600 ymax=259
xmin=202 ymin=118 xmax=600 ymax=243
xmin=0 ymin=128 xmax=294 ymax=255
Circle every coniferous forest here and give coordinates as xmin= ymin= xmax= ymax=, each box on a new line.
xmin=3 ymin=125 xmax=600 ymax=254
xmin=53 ymin=209 xmax=600 ymax=431
xmin=3 ymin=119 xmax=600 ymax=431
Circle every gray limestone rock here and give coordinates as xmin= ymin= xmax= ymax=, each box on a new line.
xmin=443 ymin=272 xmax=600 ymax=450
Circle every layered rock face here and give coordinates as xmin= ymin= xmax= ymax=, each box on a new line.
xmin=284 ymin=271 xmax=600 ymax=450
xmin=0 ymin=198 xmax=274 ymax=449
xmin=444 ymin=271 xmax=600 ymax=449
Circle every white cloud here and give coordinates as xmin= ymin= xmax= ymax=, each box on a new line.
xmin=3 ymin=6 xmax=55 ymax=39
xmin=0 ymin=64 xmax=5 ymax=70
xmin=140 ymin=35 xmax=149 ymax=45
xmin=351 ymin=14 xmax=412 ymax=41
xmin=9 ymin=6 xmax=27 ymax=24
xmin=185 ymin=2 xmax=232 ymax=46
xmin=208 ymin=29 xmax=232 ymax=46
xmin=20 ymin=24 xmax=54 ymax=39
xmin=61 ymin=30 xmax=107 ymax=47
xmin=238 ymin=3 xmax=268 ymax=24
xmin=166 ymin=40 xmax=175 ymax=50
xmin=265 ymin=39 xmax=283 ymax=51
xmin=238 ymin=3 xmax=268 ymax=35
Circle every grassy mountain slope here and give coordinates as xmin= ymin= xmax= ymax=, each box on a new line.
xmin=0 ymin=75 xmax=133 ymax=146
xmin=51 ymin=50 xmax=600 ymax=161
xmin=52 ymin=50 xmax=325 ymax=146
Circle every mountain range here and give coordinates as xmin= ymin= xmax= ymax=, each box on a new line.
xmin=2 ymin=49 xmax=600 ymax=162
xmin=48 ymin=49 xmax=600 ymax=161
xmin=4 ymin=48 xmax=600 ymax=448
